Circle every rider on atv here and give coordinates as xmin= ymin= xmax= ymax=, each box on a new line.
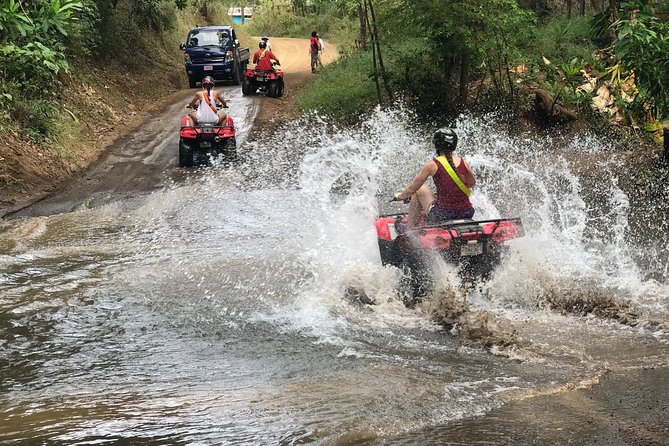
xmin=394 ymin=127 xmax=477 ymax=228
xmin=186 ymin=76 xmax=228 ymax=126
xmin=252 ymin=41 xmax=280 ymax=71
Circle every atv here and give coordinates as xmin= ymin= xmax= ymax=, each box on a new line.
xmin=241 ymin=63 xmax=284 ymax=98
xmin=376 ymin=212 xmax=524 ymax=307
xmin=178 ymin=108 xmax=237 ymax=167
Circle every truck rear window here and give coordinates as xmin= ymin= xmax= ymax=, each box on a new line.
xmin=187 ymin=30 xmax=230 ymax=48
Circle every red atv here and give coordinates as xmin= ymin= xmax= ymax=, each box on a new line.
xmin=376 ymin=211 xmax=525 ymax=307
xmin=241 ymin=63 xmax=284 ymax=98
xmin=179 ymin=107 xmax=236 ymax=167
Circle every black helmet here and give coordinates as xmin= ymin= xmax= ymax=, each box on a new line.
xmin=433 ymin=127 xmax=458 ymax=152
xmin=202 ymin=76 xmax=214 ymax=89
xmin=259 ymin=40 xmax=267 ymax=49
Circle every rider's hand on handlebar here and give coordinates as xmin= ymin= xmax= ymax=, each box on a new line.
xmin=391 ymin=193 xmax=411 ymax=204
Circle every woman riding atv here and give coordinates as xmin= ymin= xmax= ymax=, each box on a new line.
xmin=186 ymin=76 xmax=228 ymax=126
xmin=394 ymin=127 xmax=476 ymax=228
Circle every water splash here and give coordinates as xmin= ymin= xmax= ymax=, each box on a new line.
xmin=238 ymin=107 xmax=669 ymax=333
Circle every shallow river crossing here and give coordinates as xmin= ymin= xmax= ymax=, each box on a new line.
xmin=1 ymin=101 xmax=669 ymax=444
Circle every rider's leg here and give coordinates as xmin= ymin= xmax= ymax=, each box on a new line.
xmin=407 ymin=184 xmax=435 ymax=228
xmin=217 ymin=111 xmax=228 ymax=125
xmin=189 ymin=111 xmax=198 ymax=126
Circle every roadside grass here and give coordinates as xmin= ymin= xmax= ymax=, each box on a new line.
xmin=296 ymin=50 xmax=378 ymax=117
xmin=521 ymin=15 xmax=597 ymax=67
xmin=246 ymin=5 xmax=358 ymax=55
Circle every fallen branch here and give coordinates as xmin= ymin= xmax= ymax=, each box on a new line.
xmin=534 ymin=89 xmax=579 ymax=123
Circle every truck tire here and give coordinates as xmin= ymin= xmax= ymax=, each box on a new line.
xmin=231 ymin=63 xmax=240 ymax=86
xmin=242 ymin=78 xmax=252 ymax=96
xmin=188 ymin=77 xmax=197 ymax=89
xmin=267 ymin=81 xmax=278 ymax=98
xmin=179 ymin=142 xmax=194 ymax=167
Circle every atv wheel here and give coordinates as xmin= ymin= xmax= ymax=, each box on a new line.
xmin=378 ymin=239 xmax=401 ymax=268
xmin=179 ymin=141 xmax=194 ymax=167
xmin=267 ymin=81 xmax=278 ymax=98
xmin=188 ymin=77 xmax=197 ymax=89
xmin=397 ymin=249 xmax=431 ymax=308
xmin=278 ymin=79 xmax=285 ymax=97
xmin=242 ymin=78 xmax=252 ymax=96
xmin=459 ymin=245 xmax=506 ymax=282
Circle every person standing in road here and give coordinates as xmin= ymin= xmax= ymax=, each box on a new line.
xmin=317 ymin=33 xmax=324 ymax=67
xmin=309 ymin=31 xmax=320 ymax=73
xmin=261 ymin=36 xmax=272 ymax=51
xmin=253 ymin=40 xmax=280 ymax=71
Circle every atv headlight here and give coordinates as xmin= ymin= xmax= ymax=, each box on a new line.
xmin=225 ymin=50 xmax=234 ymax=63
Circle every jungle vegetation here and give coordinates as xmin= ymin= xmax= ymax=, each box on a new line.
xmin=1 ymin=0 xmax=668 ymax=144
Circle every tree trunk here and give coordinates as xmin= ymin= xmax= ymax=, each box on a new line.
xmin=608 ymin=0 xmax=619 ymax=39
xmin=366 ymin=0 xmax=393 ymax=101
xmin=358 ymin=2 xmax=367 ymax=49
xmin=567 ymin=0 xmax=573 ymax=18
xmin=579 ymin=0 xmax=586 ymax=15
xmin=662 ymin=127 xmax=669 ymax=165
xmin=364 ymin=2 xmax=382 ymax=105
xmin=458 ymin=48 xmax=471 ymax=106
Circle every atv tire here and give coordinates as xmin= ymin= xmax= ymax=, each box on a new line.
xmin=277 ymin=79 xmax=285 ymax=97
xmin=179 ymin=142 xmax=194 ymax=167
xmin=267 ymin=81 xmax=279 ymax=98
xmin=188 ymin=77 xmax=197 ymax=89
xmin=397 ymin=248 xmax=431 ymax=308
xmin=242 ymin=78 xmax=252 ymax=96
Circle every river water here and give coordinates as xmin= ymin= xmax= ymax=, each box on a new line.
xmin=1 ymin=108 xmax=668 ymax=444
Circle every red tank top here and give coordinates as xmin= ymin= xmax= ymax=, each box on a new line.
xmin=433 ymin=157 xmax=473 ymax=211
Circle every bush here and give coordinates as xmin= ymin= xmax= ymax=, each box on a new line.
xmin=296 ymin=50 xmax=378 ymax=116
xmin=520 ymin=15 xmax=597 ymax=68
xmin=247 ymin=3 xmax=356 ymax=49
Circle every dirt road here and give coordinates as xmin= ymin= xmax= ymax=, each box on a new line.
xmin=3 ymin=38 xmax=337 ymax=219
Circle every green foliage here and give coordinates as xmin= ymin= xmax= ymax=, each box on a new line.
xmin=247 ymin=2 xmax=356 ymax=45
xmin=521 ymin=15 xmax=597 ymax=68
xmin=613 ymin=0 xmax=669 ymax=118
xmin=1 ymin=42 xmax=69 ymax=81
xmin=296 ymin=50 xmax=378 ymax=116
xmin=130 ymin=0 xmax=177 ymax=32
xmin=0 ymin=0 xmax=83 ymax=136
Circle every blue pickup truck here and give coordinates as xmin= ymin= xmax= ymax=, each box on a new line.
xmin=180 ymin=25 xmax=250 ymax=88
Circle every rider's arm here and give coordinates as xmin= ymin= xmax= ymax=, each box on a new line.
xmin=253 ymin=52 xmax=259 ymax=64
xmin=187 ymin=92 xmax=200 ymax=108
xmin=214 ymin=91 xmax=227 ymax=107
xmin=395 ymin=161 xmax=437 ymax=201
xmin=273 ymin=57 xmax=280 ymax=65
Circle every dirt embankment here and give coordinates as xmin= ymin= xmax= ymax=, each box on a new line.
xmin=0 ymin=63 xmax=185 ymax=217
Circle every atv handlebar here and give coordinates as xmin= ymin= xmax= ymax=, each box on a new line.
xmin=390 ymin=196 xmax=411 ymax=204
xmin=186 ymin=103 xmax=228 ymax=110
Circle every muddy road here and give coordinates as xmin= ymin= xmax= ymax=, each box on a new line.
xmin=5 ymin=37 xmax=337 ymax=219
xmin=7 ymin=86 xmax=255 ymax=218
